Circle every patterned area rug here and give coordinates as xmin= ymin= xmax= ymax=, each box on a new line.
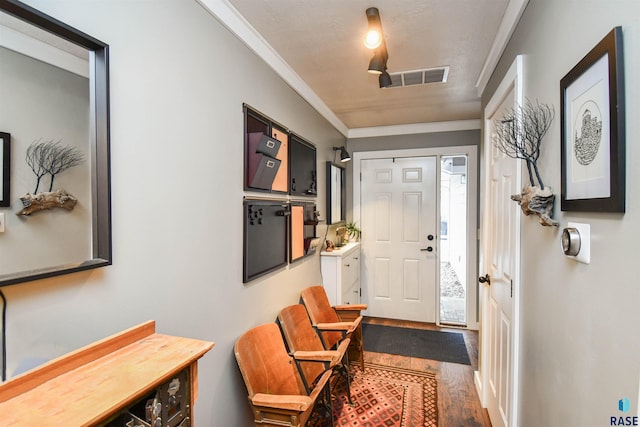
xmin=315 ymin=363 xmax=437 ymax=427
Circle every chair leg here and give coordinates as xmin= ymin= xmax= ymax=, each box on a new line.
xmin=324 ymin=379 xmax=335 ymax=427
xmin=340 ymin=353 xmax=354 ymax=406
xmin=308 ymin=383 xmax=334 ymax=427
xmin=354 ymin=326 xmax=365 ymax=372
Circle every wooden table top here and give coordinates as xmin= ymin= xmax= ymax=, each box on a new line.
xmin=0 ymin=320 xmax=214 ymax=426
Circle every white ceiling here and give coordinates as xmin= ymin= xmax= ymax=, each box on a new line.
xmin=200 ymin=0 xmax=528 ymax=137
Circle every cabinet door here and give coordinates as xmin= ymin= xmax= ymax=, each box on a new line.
xmin=342 ymin=280 xmax=360 ymax=305
xmin=341 ymin=250 xmax=360 ymax=304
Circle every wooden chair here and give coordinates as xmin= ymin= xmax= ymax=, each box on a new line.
xmin=234 ymin=323 xmax=333 ymax=427
xmin=300 ymin=285 xmax=367 ymax=370
xmin=277 ymin=304 xmax=352 ymax=404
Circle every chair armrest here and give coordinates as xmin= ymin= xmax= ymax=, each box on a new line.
xmin=331 ymin=314 xmax=363 ymax=329
xmin=293 ymin=350 xmax=340 ymax=363
xmin=316 ymin=322 xmax=354 ymax=332
xmin=252 ymin=393 xmax=312 ymax=411
xmin=335 ymin=337 xmax=351 ymax=356
xmin=334 ymin=304 xmax=367 ymax=311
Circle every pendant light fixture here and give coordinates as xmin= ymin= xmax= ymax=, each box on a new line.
xmin=364 ymin=7 xmax=390 ymax=88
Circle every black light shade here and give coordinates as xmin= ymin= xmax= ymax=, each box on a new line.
xmin=333 ymin=146 xmax=351 ymax=163
xmin=379 ymin=70 xmax=392 ymax=88
xmin=368 ymin=52 xmax=386 ymax=74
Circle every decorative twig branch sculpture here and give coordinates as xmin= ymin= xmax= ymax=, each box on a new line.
xmin=494 ymin=99 xmax=558 ymax=227
xmin=19 ymin=139 xmax=84 ymax=216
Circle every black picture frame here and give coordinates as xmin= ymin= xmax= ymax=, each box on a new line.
xmin=0 ymin=0 xmax=112 ymax=287
xmin=243 ymin=199 xmax=289 ymax=283
xmin=289 ymin=201 xmax=318 ymax=263
xmin=289 ymin=133 xmax=317 ymax=197
xmin=0 ymin=132 xmax=9 ymax=208
xmin=243 ymin=105 xmax=289 ymax=194
xmin=560 ymin=26 xmax=625 ymax=212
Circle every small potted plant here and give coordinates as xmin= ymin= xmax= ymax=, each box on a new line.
xmin=345 ymin=222 xmax=361 ymax=241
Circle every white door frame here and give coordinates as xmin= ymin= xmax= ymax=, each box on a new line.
xmin=353 ymin=146 xmax=478 ymax=329
xmin=475 ymin=55 xmax=523 ymax=426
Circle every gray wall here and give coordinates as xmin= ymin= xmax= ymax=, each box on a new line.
xmin=3 ymin=1 xmax=344 ymax=425
xmin=483 ymin=0 xmax=640 ymax=425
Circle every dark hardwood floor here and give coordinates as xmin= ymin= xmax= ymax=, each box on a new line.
xmin=362 ymin=317 xmax=492 ymax=427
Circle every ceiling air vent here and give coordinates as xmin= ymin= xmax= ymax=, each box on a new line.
xmin=385 ymin=66 xmax=449 ymax=89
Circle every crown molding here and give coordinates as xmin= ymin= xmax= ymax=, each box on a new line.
xmin=197 ymin=0 xmax=349 ymax=136
xmin=347 ymin=119 xmax=481 ymax=139
xmin=0 ymin=23 xmax=89 ymax=78
xmin=475 ymin=0 xmax=529 ymax=97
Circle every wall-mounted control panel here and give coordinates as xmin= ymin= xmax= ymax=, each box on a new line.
xmin=561 ymin=222 xmax=590 ymax=264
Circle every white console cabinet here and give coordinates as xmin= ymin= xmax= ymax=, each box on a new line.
xmin=320 ymin=242 xmax=361 ymax=306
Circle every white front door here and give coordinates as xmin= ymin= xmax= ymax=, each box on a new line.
xmin=360 ymin=157 xmax=437 ymax=322
xmin=477 ymin=56 xmax=522 ymax=427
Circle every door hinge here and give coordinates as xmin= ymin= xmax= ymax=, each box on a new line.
xmin=510 ymin=279 xmax=513 ymax=298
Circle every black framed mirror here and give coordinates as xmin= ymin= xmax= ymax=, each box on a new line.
xmin=326 ymin=162 xmax=346 ymax=224
xmin=0 ymin=0 xmax=111 ymax=287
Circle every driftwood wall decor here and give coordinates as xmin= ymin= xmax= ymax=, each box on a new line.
xmin=494 ymin=99 xmax=558 ymax=226
xmin=18 ymin=189 xmax=78 ymax=216
xmin=20 ymin=139 xmax=83 ymax=216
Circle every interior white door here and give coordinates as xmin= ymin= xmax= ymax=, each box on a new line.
xmin=480 ymin=81 xmax=521 ymax=427
xmin=360 ymin=157 xmax=437 ymax=322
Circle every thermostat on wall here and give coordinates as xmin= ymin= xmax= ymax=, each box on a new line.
xmin=561 ymin=222 xmax=590 ymax=264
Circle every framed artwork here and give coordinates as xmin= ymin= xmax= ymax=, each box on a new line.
xmin=0 ymin=132 xmax=9 ymax=207
xmin=560 ymin=27 xmax=625 ymax=212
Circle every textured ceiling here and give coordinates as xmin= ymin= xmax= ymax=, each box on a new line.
xmin=226 ymin=0 xmax=510 ymax=130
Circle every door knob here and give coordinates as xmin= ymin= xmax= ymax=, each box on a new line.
xmin=420 ymin=246 xmax=433 ymax=252
xmin=479 ymin=274 xmax=491 ymax=285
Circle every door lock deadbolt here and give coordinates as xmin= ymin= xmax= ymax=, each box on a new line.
xmin=479 ymin=274 xmax=491 ymax=285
